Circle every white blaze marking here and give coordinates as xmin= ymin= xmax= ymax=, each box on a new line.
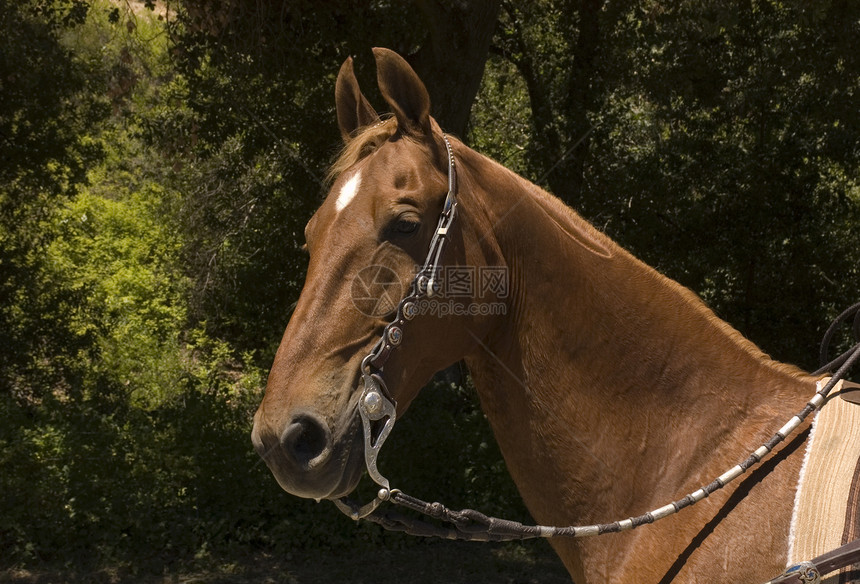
xmin=335 ymin=171 xmax=362 ymax=212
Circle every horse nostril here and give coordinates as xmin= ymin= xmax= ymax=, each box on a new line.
xmin=281 ymin=413 xmax=331 ymax=469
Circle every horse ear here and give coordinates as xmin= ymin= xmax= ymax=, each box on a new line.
xmin=335 ymin=56 xmax=380 ymax=142
xmin=373 ymin=47 xmax=431 ymax=137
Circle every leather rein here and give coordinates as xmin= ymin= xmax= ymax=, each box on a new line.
xmin=331 ymin=134 xmax=860 ymax=583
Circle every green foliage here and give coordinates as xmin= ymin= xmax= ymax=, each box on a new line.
xmin=582 ymin=0 xmax=860 ymax=366
xmin=0 ymin=0 xmax=107 ymax=411
xmin=48 ymin=179 xmax=187 ymax=407
xmin=482 ymin=0 xmax=860 ymax=367
xmin=161 ymin=1 xmax=430 ymax=358
xmin=468 ymin=55 xmax=533 ymax=178
xmin=0 ymin=0 xmax=275 ymax=569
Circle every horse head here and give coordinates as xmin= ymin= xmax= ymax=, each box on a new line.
xmin=251 ymin=48 xmax=502 ymax=500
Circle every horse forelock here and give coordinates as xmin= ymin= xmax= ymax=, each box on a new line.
xmin=326 ymin=117 xmax=398 ymax=185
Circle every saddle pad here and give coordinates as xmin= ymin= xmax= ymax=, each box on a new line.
xmin=789 ymin=378 xmax=860 ymax=582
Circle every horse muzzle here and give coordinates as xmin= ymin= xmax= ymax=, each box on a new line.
xmin=251 ymin=406 xmax=365 ymax=500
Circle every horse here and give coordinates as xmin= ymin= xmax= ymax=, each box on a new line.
xmin=251 ymin=47 xmax=828 ymax=583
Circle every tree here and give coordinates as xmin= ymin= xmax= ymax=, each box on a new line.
xmin=491 ymin=0 xmax=606 ymax=202
xmin=479 ymin=0 xmax=859 ymax=365
xmin=581 ymin=0 xmax=860 ymax=365
xmin=0 ymin=0 xmax=106 ymax=400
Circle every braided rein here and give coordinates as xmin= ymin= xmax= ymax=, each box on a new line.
xmin=336 ymin=347 xmax=860 ymax=541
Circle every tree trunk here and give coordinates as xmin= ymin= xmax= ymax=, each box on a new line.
xmin=408 ymin=0 xmax=502 ymax=140
xmin=494 ymin=0 xmax=605 ymax=206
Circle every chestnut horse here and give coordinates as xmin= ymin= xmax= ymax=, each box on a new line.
xmin=251 ymin=48 xmax=822 ymax=582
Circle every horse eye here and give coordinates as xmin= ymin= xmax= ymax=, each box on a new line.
xmin=390 ymin=215 xmax=420 ymax=236
xmin=396 ymin=219 xmax=420 ymax=234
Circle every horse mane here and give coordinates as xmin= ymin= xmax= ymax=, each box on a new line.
xmin=326 ymin=117 xmax=398 ymax=184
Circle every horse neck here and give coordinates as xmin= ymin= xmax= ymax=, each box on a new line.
xmin=458 ymin=149 xmax=813 ymax=527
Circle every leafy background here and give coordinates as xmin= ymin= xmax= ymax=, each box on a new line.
xmin=1 ymin=0 xmax=857 ymax=581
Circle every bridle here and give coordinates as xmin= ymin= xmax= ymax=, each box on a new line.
xmin=332 ymin=133 xmax=459 ymax=519
xmin=330 ymin=131 xmax=860 ymax=582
